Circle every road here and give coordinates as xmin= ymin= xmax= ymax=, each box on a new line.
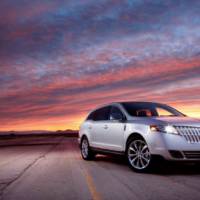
xmin=1 ymin=136 xmax=200 ymax=200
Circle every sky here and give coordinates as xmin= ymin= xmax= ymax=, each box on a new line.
xmin=0 ymin=0 xmax=200 ymax=131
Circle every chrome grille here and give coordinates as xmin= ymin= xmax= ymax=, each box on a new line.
xmin=175 ymin=126 xmax=200 ymax=143
xmin=183 ymin=151 xmax=200 ymax=159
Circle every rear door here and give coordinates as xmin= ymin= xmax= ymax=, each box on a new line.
xmin=90 ymin=106 xmax=111 ymax=148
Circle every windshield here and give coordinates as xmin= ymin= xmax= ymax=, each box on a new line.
xmin=122 ymin=102 xmax=185 ymax=117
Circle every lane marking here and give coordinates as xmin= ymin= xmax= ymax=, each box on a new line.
xmin=83 ymin=169 xmax=102 ymax=200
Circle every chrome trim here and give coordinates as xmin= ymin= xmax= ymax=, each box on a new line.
xmin=183 ymin=151 xmax=200 ymax=159
xmin=175 ymin=126 xmax=200 ymax=143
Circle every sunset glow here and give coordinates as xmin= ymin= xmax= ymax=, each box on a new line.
xmin=0 ymin=0 xmax=200 ymax=131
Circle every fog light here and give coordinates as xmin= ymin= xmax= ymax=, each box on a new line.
xmin=169 ymin=150 xmax=183 ymax=159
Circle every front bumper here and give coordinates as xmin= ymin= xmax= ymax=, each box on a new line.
xmin=148 ymin=132 xmax=200 ymax=161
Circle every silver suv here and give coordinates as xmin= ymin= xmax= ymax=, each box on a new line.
xmin=79 ymin=102 xmax=200 ymax=172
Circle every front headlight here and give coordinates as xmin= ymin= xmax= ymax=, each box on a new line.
xmin=150 ymin=124 xmax=178 ymax=135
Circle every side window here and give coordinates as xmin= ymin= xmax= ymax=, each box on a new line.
xmin=93 ymin=106 xmax=110 ymax=121
xmin=136 ymin=109 xmax=153 ymax=117
xmin=86 ymin=111 xmax=95 ymax=121
xmin=156 ymin=107 xmax=173 ymax=117
xmin=110 ymin=106 xmax=125 ymax=120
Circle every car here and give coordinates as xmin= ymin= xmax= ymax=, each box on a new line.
xmin=78 ymin=102 xmax=200 ymax=172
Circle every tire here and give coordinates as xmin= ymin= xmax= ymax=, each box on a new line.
xmin=194 ymin=161 xmax=200 ymax=168
xmin=126 ymin=138 xmax=154 ymax=172
xmin=81 ymin=137 xmax=95 ymax=160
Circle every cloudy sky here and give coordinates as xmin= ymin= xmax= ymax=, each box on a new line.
xmin=0 ymin=0 xmax=200 ymax=131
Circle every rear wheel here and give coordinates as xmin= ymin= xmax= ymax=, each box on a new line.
xmin=81 ymin=137 xmax=95 ymax=160
xmin=127 ymin=138 xmax=153 ymax=172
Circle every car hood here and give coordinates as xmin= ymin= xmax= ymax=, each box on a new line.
xmin=128 ymin=116 xmax=200 ymax=127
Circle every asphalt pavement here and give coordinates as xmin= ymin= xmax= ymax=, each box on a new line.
xmin=1 ymin=136 xmax=200 ymax=200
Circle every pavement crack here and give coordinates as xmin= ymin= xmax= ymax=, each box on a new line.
xmin=0 ymin=137 xmax=64 ymax=200
xmin=0 ymin=154 xmax=45 ymax=200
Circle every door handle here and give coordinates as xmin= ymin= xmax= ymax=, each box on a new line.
xmin=104 ymin=125 xmax=108 ymax=129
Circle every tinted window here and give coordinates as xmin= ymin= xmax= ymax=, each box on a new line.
xmin=110 ymin=106 xmax=124 ymax=120
xmin=90 ymin=106 xmax=110 ymax=121
xmin=122 ymin=102 xmax=185 ymax=117
xmin=86 ymin=112 xmax=95 ymax=120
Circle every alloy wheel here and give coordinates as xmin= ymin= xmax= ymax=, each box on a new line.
xmin=81 ymin=138 xmax=89 ymax=159
xmin=128 ymin=140 xmax=151 ymax=170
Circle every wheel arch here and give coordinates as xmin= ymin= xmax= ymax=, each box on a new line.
xmin=125 ymin=132 xmax=146 ymax=152
xmin=80 ymin=134 xmax=88 ymax=143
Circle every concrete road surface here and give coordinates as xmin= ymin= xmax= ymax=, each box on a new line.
xmin=1 ymin=136 xmax=200 ymax=200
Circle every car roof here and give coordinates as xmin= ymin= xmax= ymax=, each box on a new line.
xmin=115 ymin=101 xmax=163 ymax=105
xmin=97 ymin=101 xmax=163 ymax=107
xmin=93 ymin=101 xmax=164 ymax=110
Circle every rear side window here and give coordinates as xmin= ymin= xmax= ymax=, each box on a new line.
xmin=87 ymin=106 xmax=110 ymax=121
xmin=86 ymin=112 xmax=95 ymax=120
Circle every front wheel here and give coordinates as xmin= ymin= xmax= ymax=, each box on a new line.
xmin=81 ymin=137 xmax=95 ymax=160
xmin=127 ymin=139 xmax=153 ymax=172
